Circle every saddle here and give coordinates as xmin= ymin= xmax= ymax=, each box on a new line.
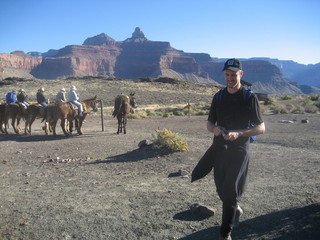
xmin=18 ymin=102 xmax=27 ymax=109
xmin=68 ymin=102 xmax=86 ymax=116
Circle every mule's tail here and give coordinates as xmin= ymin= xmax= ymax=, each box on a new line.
xmin=112 ymin=97 xmax=123 ymax=117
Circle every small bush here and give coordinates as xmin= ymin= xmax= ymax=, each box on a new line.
xmin=195 ymin=110 xmax=209 ymax=115
xmin=152 ymin=128 xmax=189 ymax=152
xmin=304 ymin=104 xmax=318 ymax=113
xmin=128 ymin=111 xmax=148 ymax=119
xmin=291 ymin=106 xmax=305 ymax=114
xmin=173 ymin=109 xmax=185 ymax=116
xmin=281 ymin=95 xmax=292 ymax=100
xmin=264 ymin=97 xmax=274 ymax=105
xmin=162 ymin=112 xmax=174 ymax=118
xmin=314 ymin=101 xmax=320 ymax=109
xmin=285 ymin=104 xmax=295 ymax=112
xmin=310 ymin=95 xmax=320 ymax=101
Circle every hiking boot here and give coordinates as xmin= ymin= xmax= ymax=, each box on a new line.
xmin=219 ymin=232 xmax=232 ymax=240
xmin=234 ymin=205 xmax=243 ymax=227
xmin=79 ymin=112 xmax=84 ymax=117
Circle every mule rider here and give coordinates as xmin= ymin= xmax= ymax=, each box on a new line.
xmin=6 ymin=90 xmax=17 ymax=104
xmin=55 ymin=88 xmax=67 ymax=103
xmin=68 ymin=86 xmax=84 ymax=117
xmin=17 ymin=89 xmax=30 ymax=107
xmin=36 ymin=87 xmax=48 ymax=107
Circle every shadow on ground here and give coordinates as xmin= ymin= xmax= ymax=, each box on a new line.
xmin=178 ymin=204 xmax=320 ymax=240
xmin=88 ymin=146 xmax=172 ymax=164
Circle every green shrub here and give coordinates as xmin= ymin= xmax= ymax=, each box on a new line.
xmin=281 ymin=95 xmax=292 ymax=100
xmin=162 ymin=112 xmax=174 ymax=118
xmin=314 ymin=101 xmax=320 ymax=109
xmin=310 ymin=95 xmax=320 ymax=101
xmin=196 ymin=110 xmax=209 ymax=115
xmin=128 ymin=111 xmax=148 ymax=119
xmin=264 ymin=97 xmax=274 ymax=105
xmin=285 ymin=104 xmax=295 ymax=112
xmin=291 ymin=106 xmax=305 ymax=114
xmin=152 ymin=128 xmax=188 ymax=152
xmin=304 ymin=104 xmax=318 ymax=113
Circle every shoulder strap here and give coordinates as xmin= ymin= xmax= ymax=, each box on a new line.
xmin=243 ymin=89 xmax=253 ymax=101
xmin=214 ymin=89 xmax=224 ymax=102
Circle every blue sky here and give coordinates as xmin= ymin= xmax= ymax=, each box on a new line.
xmin=1 ymin=0 xmax=319 ymax=65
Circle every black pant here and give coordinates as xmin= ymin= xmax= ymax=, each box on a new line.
xmin=212 ymin=138 xmax=250 ymax=235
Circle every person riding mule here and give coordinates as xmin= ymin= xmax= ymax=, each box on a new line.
xmin=55 ymin=88 xmax=67 ymax=104
xmin=6 ymin=90 xmax=17 ymax=104
xmin=36 ymin=87 xmax=48 ymax=107
xmin=16 ymin=89 xmax=30 ymax=115
xmin=54 ymin=95 xmax=98 ymax=136
xmin=17 ymin=89 xmax=30 ymax=107
xmin=113 ymin=92 xmax=137 ymax=134
xmin=67 ymin=86 xmax=83 ymax=117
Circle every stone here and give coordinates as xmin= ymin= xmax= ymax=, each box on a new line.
xmin=190 ymin=203 xmax=215 ymax=216
xmin=138 ymin=139 xmax=152 ymax=148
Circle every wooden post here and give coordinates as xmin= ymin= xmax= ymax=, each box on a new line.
xmin=99 ymin=100 xmax=104 ymax=132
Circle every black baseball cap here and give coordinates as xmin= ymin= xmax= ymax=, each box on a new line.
xmin=222 ymin=58 xmax=242 ymax=72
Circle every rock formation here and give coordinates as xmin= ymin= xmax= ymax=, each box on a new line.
xmin=0 ymin=27 xmax=318 ymax=94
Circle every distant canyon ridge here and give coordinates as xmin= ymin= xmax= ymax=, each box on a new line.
xmin=0 ymin=27 xmax=319 ymax=95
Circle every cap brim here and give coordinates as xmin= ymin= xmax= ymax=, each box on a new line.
xmin=222 ymin=66 xmax=241 ymax=72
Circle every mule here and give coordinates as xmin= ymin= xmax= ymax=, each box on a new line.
xmin=24 ymin=104 xmax=47 ymax=135
xmin=58 ymin=96 xmax=98 ymax=136
xmin=113 ymin=93 xmax=137 ymax=134
xmin=4 ymin=103 xmax=26 ymax=134
xmin=0 ymin=104 xmax=6 ymax=133
xmin=42 ymin=104 xmax=60 ymax=135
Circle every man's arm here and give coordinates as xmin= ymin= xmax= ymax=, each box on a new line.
xmin=224 ymin=122 xmax=265 ymax=141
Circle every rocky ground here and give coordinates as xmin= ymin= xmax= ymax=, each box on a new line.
xmin=0 ymin=112 xmax=319 ymax=240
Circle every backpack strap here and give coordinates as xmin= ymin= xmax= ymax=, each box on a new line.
xmin=243 ymin=89 xmax=253 ymax=101
xmin=214 ymin=89 xmax=224 ymax=102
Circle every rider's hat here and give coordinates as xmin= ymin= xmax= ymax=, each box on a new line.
xmin=39 ymin=87 xmax=45 ymax=92
xmin=19 ymin=89 xmax=25 ymax=92
xmin=61 ymin=88 xmax=66 ymax=92
xmin=71 ymin=86 xmax=77 ymax=91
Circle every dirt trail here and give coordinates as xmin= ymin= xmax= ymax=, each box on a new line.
xmin=0 ymin=113 xmax=319 ymax=240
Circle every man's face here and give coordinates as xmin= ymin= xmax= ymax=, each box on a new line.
xmin=224 ymin=69 xmax=243 ymax=89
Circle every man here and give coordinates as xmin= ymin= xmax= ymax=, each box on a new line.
xmin=6 ymin=90 xmax=17 ymax=104
xmin=68 ymin=86 xmax=83 ymax=117
xmin=17 ymin=89 xmax=30 ymax=107
xmin=36 ymin=87 xmax=48 ymax=107
xmin=207 ymin=58 xmax=265 ymax=240
xmin=55 ymin=88 xmax=67 ymax=103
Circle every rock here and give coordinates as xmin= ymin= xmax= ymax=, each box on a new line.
xmin=131 ymin=27 xmax=146 ymax=39
xmin=190 ymin=203 xmax=215 ymax=216
xmin=138 ymin=139 xmax=152 ymax=148
xmin=301 ymin=119 xmax=309 ymax=123
xmin=278 ymin=120 xmax=295 ymax=124
xmin=178 ymin=169 xmax=189 ymax=176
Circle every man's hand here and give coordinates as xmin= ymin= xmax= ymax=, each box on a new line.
xmin=223 ymin=131 xmax=241 ymax=141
